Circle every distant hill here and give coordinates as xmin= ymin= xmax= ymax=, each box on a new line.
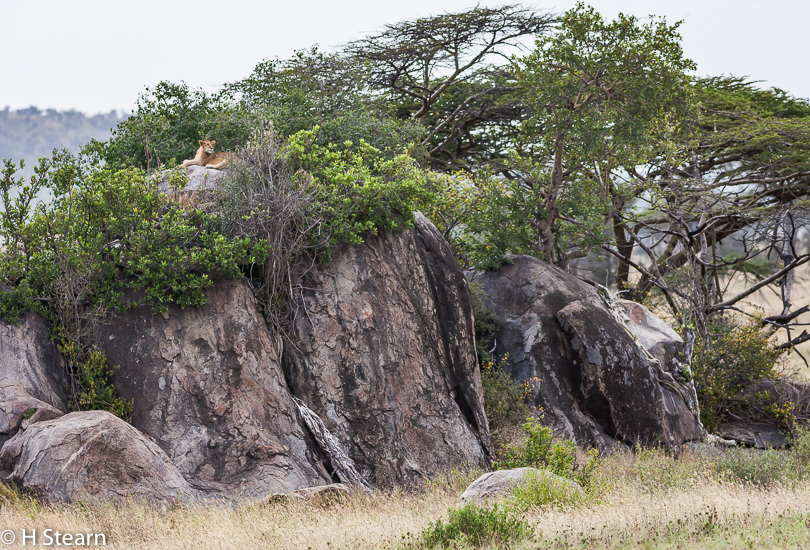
xmin=0 ymin=107 xmax=126 ymax=176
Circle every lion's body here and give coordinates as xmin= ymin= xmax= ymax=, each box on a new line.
xmin=182 ymin=140 xmax=236 ymax=170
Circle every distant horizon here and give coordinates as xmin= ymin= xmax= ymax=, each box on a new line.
xmin=1 ymin=106 xmax=131 ymax=117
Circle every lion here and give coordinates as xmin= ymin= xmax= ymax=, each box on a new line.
xmin=182 ymin=140 xmax=236 ymax=170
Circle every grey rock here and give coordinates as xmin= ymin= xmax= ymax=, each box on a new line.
xmin=0 ymin=411 xmax=196 ymax=505
xmin=458 ymin=467 xmax=581 ymax=504
xmin=98 ymin=279 xmax=331 ymax=498
xmin=469 ymin=256 xmax=704 ymax=450
xmin=717 ymin=421 xmax=789 ymax=449
xmin=0 ymin=313 xmax=67 ymax=446
xmin=616 ymin=300 xmax=704 ymax=443
xmin=156 ymin=165 xmax=223 ymax=200
xmin=284 ymin=212 xmax=492 ymax=487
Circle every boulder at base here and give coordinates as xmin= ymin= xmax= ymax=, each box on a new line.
xmin=98 ymin=279 xmax=331 ymax=498
xmin=0 ymin=313 xmax=68 ymax=447
xmin=284 ymin=212 xmax=492 ymax=486
xmin=459 ymin=467 xmax=581 ymax=504
xmin=469 ymin=256 xmax=704 ymax=450
xmin=0 ymin=411 xmax=196 ymax=504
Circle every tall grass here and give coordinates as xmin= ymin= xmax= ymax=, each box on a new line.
xmin=1 ymin=441 xmax=810 ymax=549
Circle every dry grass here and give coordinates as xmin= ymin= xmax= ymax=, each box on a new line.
xmin=527 ymin=449 xmax=810 ymax=548
xmin=0 ymin=471 xmax=478 ymax=550
xmin=2 ymin=450 xmax=810 ymax=549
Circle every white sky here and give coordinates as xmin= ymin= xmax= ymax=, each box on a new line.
xmin=2 ymin=0 xmax=807 ymax=114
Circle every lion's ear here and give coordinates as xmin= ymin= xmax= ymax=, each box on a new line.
xmin=199 ymin=140 xmax=204 ymax=145
xmin=211 ymin=140 xmax=216 ymax=146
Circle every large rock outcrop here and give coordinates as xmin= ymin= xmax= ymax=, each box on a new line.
xmin=469 ymin=256 xmax=704 ymax=450
xmin=0 ymin=313 xmax=67 ymax=447
xmin=0 ymin=411 xmax=196 ymax=504
xmin=284 ymin=212 xmax=492 ymax=486
xmin=616 ymin=300 xmax=703 ymax=443
xmin=98 ymin=279 xmax=331 ymax=498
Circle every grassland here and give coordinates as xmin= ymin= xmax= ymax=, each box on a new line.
xmin=1 ymin=444 xmax=810 ymax=549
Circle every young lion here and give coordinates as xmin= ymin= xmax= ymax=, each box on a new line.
xmin=182 ymin=140 xmax=236 ymax=170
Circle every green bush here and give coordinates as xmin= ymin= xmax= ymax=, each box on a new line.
xmin=510 ymin=469 xmax=584 ymax=510
xmin=691 ymin=315 xmax=783 ymax=432
xmin=480 ymin=358 xmax=532 ymax=456
xmin=418 ymin=503 xmax=533 ymax=549
xmin=286 ymin=128 xmax=435 ymax=247
xmin=495 ymin=418 xmax=599 ymax=488
xmin=58 ymin=344 xmax=132 ymax=417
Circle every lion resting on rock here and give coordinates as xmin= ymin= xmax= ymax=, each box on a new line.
xmin=182 ymin=140 xmax=236 ymax=170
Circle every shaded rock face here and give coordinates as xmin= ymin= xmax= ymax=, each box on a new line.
xmin=98 ymin=279 xmax=331 ymax=498
xmin=0 ymin=313 xmax=67 ymax=447
xmin=469 ymin=256 xmax=704 ymax=449
xmin=717 ymin=421 xmax=789 ymax=449
xmin=284 ymin=212 xmax=492 ymax=486
xmin=616 ymin=300 xmax=703 ymax=443
xmin=0 ymin=411 xmax=196 ymax=504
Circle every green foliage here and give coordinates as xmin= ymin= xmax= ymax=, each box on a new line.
xmin=425 ymin=171 xmax=540 ymax=270
xmin=286 ymin=128 xmax=435 ymax=246
xmin=0 ymin=280 xmax=46 ymax=326
xmin=230 ymin=48 xmax=424 ymax=156
xmin=791 ymin=425 xmax=810 ymax=464
xmin=509 ymin=469 xmax=585 ymax=510
xmin=101 ymin=81 xmax=255 ymax=171
xmin=57 ymin=342 xmax=132 ymax=417
xmin=480 ymin=358 xmax=532 ymax=456
xmin=347 ymin=5 xmax=556 ymax=172
xmin=519 ymin=3 xmax=695 ymax=167
xmin=510 ymin=2 xmax=696 ymax=264
xmin=418 ymin=503 xmax=533 ymax=549
xmin=691 ymin=315 xmax=782 ymax=432
xmin=495 ymin=418 xmax=599 ymax=488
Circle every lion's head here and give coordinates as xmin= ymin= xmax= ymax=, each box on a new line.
xmin=198 ymin=140 xmax=216 ymax=154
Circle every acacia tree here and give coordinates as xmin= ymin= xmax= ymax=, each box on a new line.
xmin=515 ymin=3 xmax=695 ymax=265
xmin=600 ymin=77 xmax=810 ymax=349
xmin=347 ymin=4 xmax=557 ymax=171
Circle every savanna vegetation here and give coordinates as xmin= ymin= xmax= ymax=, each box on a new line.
xmin=3 ymin=2 xmax=810 ymax=547
xmin=3 ymin=437 xmax=810 ymax=548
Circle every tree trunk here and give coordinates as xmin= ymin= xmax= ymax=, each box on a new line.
xmin=613 ymin=214 xmax=633 ymax=291
xmin=539 ymin=131 xmax=565 ymax=264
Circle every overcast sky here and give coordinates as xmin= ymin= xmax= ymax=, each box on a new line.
xmin=2 ymin=0 xmax=807 ymax=114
